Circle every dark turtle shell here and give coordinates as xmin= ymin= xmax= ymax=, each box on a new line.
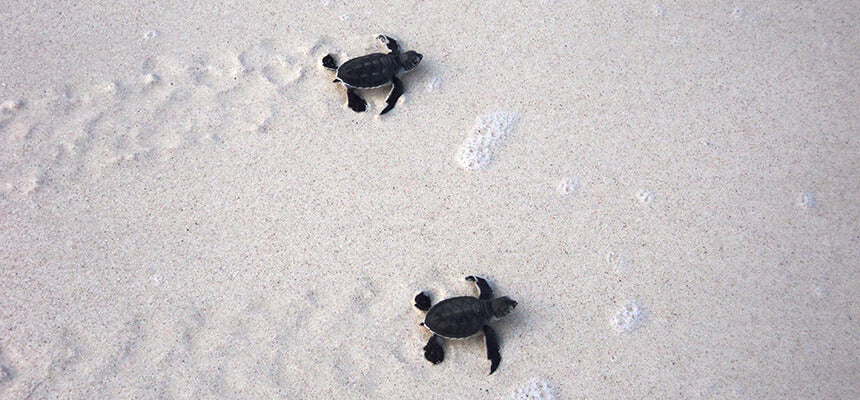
xmin=336 ymin=53 xmax=399 ymax=88
xmin=423 ymin=296 xmax=492 ymax=339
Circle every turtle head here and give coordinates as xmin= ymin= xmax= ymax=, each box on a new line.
xmin=490 ymin=296 xmax=518 ymax=318
xmin=398 ymin=51 xmax=423 ymax=71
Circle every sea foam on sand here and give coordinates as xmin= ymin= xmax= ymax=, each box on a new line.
xmin=509 ymin=379 xmax=558 ymax=400
xmin=456 ymin=111 xmax=519 ymax=171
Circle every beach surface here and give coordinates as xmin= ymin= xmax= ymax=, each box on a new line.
xmin=2 ymin=1 xmax=859 ymax=398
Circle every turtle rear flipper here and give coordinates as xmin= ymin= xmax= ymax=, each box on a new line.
xmin=346 ymin=88 xmax=367 ymax=112
xmin=322 ymin=54 xmax=338 ymax=70
xmin=423 ymin=335 xmax=444 ymax=365
xmin=414 ymin=291 xmax=432 ymax=312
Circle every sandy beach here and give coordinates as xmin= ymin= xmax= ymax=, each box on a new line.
xmin=2 ymin=1 xmax=858 ymax=398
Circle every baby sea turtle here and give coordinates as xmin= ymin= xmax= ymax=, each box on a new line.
xmin=322 ymin=35 xmax=423 ymax=114
xmin=414 ymin=276 xmax=518 ymax=374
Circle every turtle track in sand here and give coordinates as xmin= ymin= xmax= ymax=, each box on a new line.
xmin=0 ymin=42 xmax=307 ymax=200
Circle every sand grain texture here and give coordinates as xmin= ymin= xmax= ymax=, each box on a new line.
xmin=2 ymin=1 xmax=859 ymax=399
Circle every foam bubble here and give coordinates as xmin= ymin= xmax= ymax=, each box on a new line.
xmin=509 ymin=378 xmax=557 ymax=400
xmin=456 ymin=111 xmax=519 ymax=170
xmin=558 ymin=177 xmax=580 ymax=196
xmin=612 ymin=300 xmax=646 ymax=333
xmin=636 ymin=189 xmax=653 ymax=204
xmin=426 ymin=76 xmax=442 ymax=92
xmin=797 ymin=192 xmax=816 ymax=209
xmin=142 ymin=29 xmax=159 ymax=40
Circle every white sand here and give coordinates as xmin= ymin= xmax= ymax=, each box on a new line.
xmin=2 ymin=1 xmax=859 ymax=398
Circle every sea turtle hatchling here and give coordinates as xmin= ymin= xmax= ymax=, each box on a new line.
xmin=322 ymin=35 xmax=423 ymax=114
xmin=414 ymin=276 xmax=518 ymax=374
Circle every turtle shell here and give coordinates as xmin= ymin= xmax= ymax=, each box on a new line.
xmin=423 ymin=296 xmax=492 ymax=339
xmin=336 ymin=53 xmax=399 ymax=88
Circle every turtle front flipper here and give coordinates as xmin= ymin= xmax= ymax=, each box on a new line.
xmin=466 ymin=276 xmax=494 ymax=300
xmin=423 ymin=334 xmax=444 ymax=365
xmin=346 ymin=88 xmax=367 ymax=112
xmin=483 ymin=325 xmax=501 ymax=374
xmin=380 ymin=77 xmax=404 ymax=115
xmin=378 ymin=35 xmax=401 ymax=54
xmin=322 ymin=54 xmax=339 ymax=70
xmin=414 ymin=291 xmax=432 ymax=312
